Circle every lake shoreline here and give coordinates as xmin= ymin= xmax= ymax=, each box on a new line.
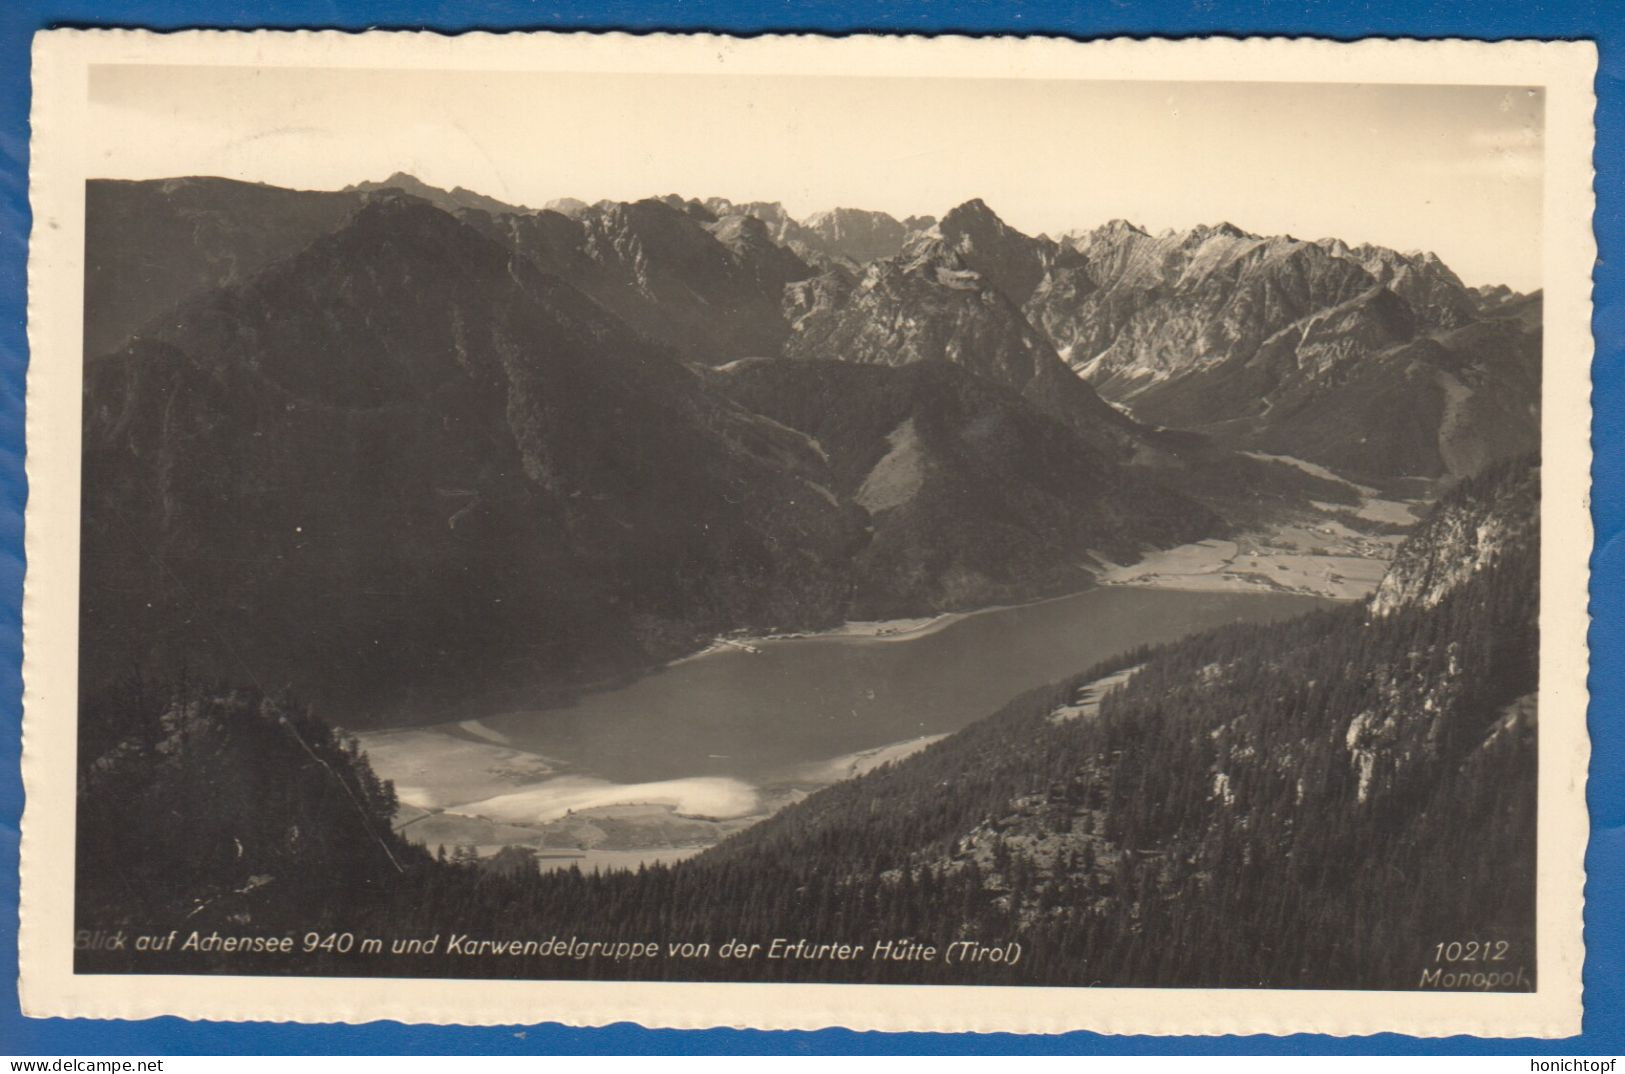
xmin=670 ymin=586 xmax=1115 ymax=667
xmin=354 ymin=492 xmax=1405 ymax=870
xmin=360 ymin=584 xmax=1332 ymax=870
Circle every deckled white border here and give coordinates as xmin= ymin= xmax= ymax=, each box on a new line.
xmin=20 ymin=29 xmax=1596 ymax=1037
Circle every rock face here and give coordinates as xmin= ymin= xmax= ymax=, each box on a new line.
xmin=461 ymin=197 xmax=813 ymax=362
xmin=1370 ymin=455 xmax=1540 ymax=617
xmin=785 ymin=250 xmax=1104 ymax=423
xmin=781 ymin=198 xmax=1540 ymax=487
xmin=543 ymin=196 xmax=590 ymax=217
xmin=1049 ymin=224 xmax=1377 ymax=390
xmin=782 ymin=204 xmax=1136 ymax=459
xmin=773 ymin=200 xmax=1365 ymax=520
xmin=1243 ymin=295 xmax=1542 ymax=482
xmin=799 ymin=207 xmax=915 ymax=264
xmin=701 ymin=198 xmax=927 ymax=266
xmin=924 ymin=198 xmax=1061 ymax=307
xmin=1025 ymin=218 xmax=1537 ymax=483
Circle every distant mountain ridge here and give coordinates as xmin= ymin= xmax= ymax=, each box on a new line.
xmin=1031 ymin=217 xmax=1538 ymax=481
xmin=85 ymin=178 xmax=366 ymax=357
xmin=87 ymin=173 xmax=1539 ymax=494
xmin=345 ymin=171 xmax=536 ymax=216
xmin=458 ymin=195 xmax=814 ymax=362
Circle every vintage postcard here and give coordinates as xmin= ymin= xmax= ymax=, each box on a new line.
xmin=20 ymin=30 xmax=1594 ymax=1035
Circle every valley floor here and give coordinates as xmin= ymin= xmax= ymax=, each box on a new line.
xmin=1098 ymin=499 xmax=1416 ymax=601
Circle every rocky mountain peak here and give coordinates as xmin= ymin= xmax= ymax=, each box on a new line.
xmin=915 ymin=199 xmax=1059 ymax=308
xmin=938 ymin=197 xmax=1011 ymax=241
xmin=376 ymin=170 xmax=423 ymax=189
xmin=708 ymin=211 xmax=773 ymax=244
xmin=345 ymin=171 xmax=434 ymax=199
xmin=705 ymin=198 xmax=796 ymax=233
xmin=346 ymin=173 xmax=534 ymax=216
xmin=544 ymin=196 xmax=590 ymax=217
xmin=1182 ymin=220 xmax=1257 ymax=248
xmin=654 ymin=194 xmax=718 ymax=222
xmin=797 ymin=207 xmax=910 ymax=264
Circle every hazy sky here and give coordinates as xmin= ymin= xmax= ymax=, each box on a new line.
xmin=86 ymin=66 xmax=1544 ymax=289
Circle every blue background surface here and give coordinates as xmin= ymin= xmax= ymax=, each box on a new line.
xmin=0 ymin=0 xmax=1616 ymax=1056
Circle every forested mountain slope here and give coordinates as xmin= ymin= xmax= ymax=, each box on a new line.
xmin=76 ymin=682 xmax=429 ymax=935
xmin=85 ymin=178 xmax=365 ymax=357
xmin=709 ymin=358 xmax=1214 ymax=615
xmin=666 ymin=456 xmax=1539 ymax=987
xmin=81 ymin=193 xmax=864 ymax=723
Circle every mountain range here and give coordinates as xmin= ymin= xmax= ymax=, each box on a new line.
xmin=81 ymin=173 xmax=1539 ymax=722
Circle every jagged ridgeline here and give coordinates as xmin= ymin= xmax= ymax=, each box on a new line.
xmin=77 ymin=456 xmax=1538 ymax=989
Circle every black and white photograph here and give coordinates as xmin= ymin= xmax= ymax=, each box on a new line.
xmin=19 ymin=31 xmax=1594 ymax=1035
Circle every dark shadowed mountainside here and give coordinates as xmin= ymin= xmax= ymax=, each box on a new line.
xmin=709 ymin=358 xmax=1214 ymax=616
xmin=460 ymin=196 xmax=813 ymax=362
xmin=85 ymin=178 xmax=365 ymax=357
xmin=75 ymin=682 xmax=429 ymax=944
xmin=81 ymin=193 xmax=863 ymax=724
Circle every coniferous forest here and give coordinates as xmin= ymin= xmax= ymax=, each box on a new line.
xmin=75 ymin=457 xmax=1540 ymax=992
